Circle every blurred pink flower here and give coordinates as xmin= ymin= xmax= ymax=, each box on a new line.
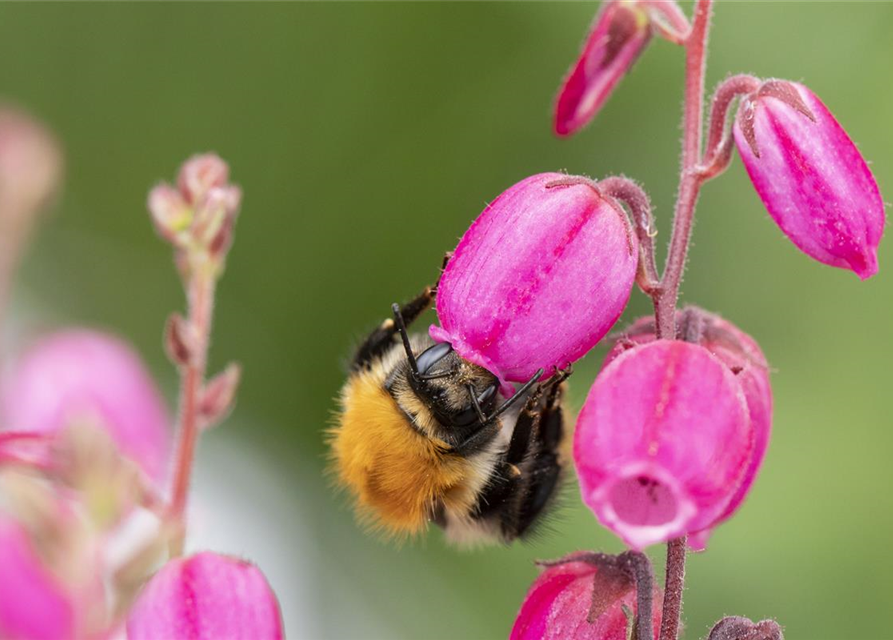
xmin=574 ymin=340 xmax=753 ymax=550
xmin=0 ymin=518 xmax=75 ymax=640
xmin=431 ymin=173 xmax=637 ymax=393
xmin=734 ymin=80 xmax=884 ymax=279
xmin=511 ymin=551 xmax=661 ymax=640
xmin=0 ymin=105 xmax=63 ymax=220
xmin=1 ymin=329 xmax=171 ymax=483
xmin=127 ymin=552 xmax=284 ymax=640
xmin=177 ymin=153 xmax=230 ymax=207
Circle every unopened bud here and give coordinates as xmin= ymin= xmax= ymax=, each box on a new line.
xmin=177 ymin=153 xmax=229 ymax=206
xmin=198 ymin=363 xmax=241 ymax=430
xmin=147 ymin=184 xmax=191 ymax=244
xmin=733 ymin=80 xmax=885 ymax=279
xmin=707 ymin=616 xmax=784 ymax=640
xmin=165 ymin=313 xmax=196 ymax=367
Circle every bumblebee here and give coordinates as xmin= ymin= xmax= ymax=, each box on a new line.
xmin=329 ymin=279 xmax=571 ymax=546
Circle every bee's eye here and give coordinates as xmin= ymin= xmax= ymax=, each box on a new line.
xmin=415 ymin=342 xmax=453 ymax=376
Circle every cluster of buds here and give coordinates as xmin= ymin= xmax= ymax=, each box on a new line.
xmin=148 ymin=154 xmax=242 ymax=277
xmin=0 ymin=141 xmax=281 ymax=637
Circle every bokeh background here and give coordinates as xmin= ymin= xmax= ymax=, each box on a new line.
xmin=0 ymin=2 xmax=890 ymax=639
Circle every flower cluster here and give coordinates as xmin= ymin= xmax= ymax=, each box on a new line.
xmin=424 ymin=0 xmax=883 ymax=637
xmin=0 ymin=124 xmax=281 ymax=638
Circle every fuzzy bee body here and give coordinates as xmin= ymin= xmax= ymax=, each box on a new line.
xmin=330 ymin=286 xmax=570 ymax=546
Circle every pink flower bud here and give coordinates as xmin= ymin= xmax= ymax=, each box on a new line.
xmin=574 ymin=340 xmax=753 ymax=550
xmin=511 ymin=552 xmax=661 ymax=640
xmin=1 ymin=330 xmax=171 ymax=483
xmin=554 ymin=1 xmax=652 ymax=136
xmin=607 ymin=311 xmax=772 ymax=550
xmin=126 ymin=552 xmax=284 ymax=640
xmin=147 ymin=183 xmax=191 ymax=244
xmin=0 ymin=518 xmax=75 ymax=640
xmin=0 ymin=106 xmax=63 ymax=218
xmin=177 ymin=153 xmax=230 ymax=206
xmin=733 ymin=80 xmax=885 ymax=279
xmin=430 ymin=173 xmax=637 ymax=391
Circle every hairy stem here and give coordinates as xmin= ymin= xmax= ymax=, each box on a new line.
xmin=697 ymin=74 xmax=761 ymax=179
xmin=659 ymin=537 xmax=688 ymax=640
xmin=655 ymin=0 xmax=713 ymax=340
xmin=598 ymin=176 xmax=660 ymax=293
xmin=620 ymin=551 xmax=655 ymax=640
xmin=168 ymin=262 xmax=216 ymax=543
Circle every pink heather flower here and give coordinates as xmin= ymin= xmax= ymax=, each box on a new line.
xmin=0 ymin=106 xmax=63 ymax=218
xmin=127 ymin=552 xmax=284 ymax=640
xmin=430 ymin=173 xmax=637 ymax=392
xmin=733 ymin=80 xmax=885 ymax=279
xmin=0 ymin=518 xmax=75 ymax=640
xmin=554 ymin=0 xmax=651 ymax=136
xmin=511 ymin=551 xmax=661 ymax=640
xmin=608 ymin=311 xmax=772 ymax=550
xmin=1 ymin=329 xmax=171 ymax=483
xmin=574 ymin=340 xmax=753 ymax=550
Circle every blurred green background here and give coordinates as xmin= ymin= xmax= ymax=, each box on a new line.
xmin=0 ymin=2 xmax=890 ymax=639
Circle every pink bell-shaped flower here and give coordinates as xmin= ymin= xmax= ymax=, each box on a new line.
xmin=733 ymin=80 xmax=885 ymax=279
xmin=606 ymin=311 xmax=772 ymax=550
xmin=1 ymin=329 xmax=171 ymax=483
xmin=431 ymin=173 xmax=637 ymax=392
xmin=0 ymin=518 xmax=75 ymax=640
xmin=511 ymin=551 xmax=661 ymax=640
xmin=574 ymin=340 xmax=753 ymax=550
xmin=554 ymin=1 xmax=652 ymax=136
xmin=126 ymin=552 xmax=284 ymax=640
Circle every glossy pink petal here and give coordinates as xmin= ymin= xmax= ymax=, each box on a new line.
xmin=574 ymin=340 xmax=753 ymax=550
xmin=127 ymin=552 xmax=284 ymax=640
xmin=431 ymin=173 xmax=637 ymax=391
xmin=1 ymin=329 xmax=171 ymax=483
xmin=0 ymin=518 xmax=75 ymax=640
xmin=733 ymin=80 xmax=884 ymax=279
xmin=554 ymin=0 xmax=652 ymax=136
xmin=511 ymin=551 xmax=661 ymax=640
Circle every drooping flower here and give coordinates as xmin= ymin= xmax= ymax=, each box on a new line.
xmin=574 ymin=340 xmax=753 ymax=550
xmin=431 ymin=173 xmax=638 ymax=393
xmin=554 ymin=1 xmax=652 ymax=136
xmin=511 ymin=551 xmax=661 ymax=640
xmin=1 ymin=329 xmax=171 ymax=483
xmin=126 ymin=552 xmax=284 ymax=640
xmin=733 ymin=80 xmax=885 ymax=279
xmin=606 ymin=310 xmax=772 ymax=550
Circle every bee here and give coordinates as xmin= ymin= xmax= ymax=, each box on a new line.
xmin=329 ymin=274 xmax=572 ymax=546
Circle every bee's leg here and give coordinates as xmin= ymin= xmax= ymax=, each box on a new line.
xmin=351 ymin=286 xmax=434 ymax=371
xmin=500 ymin=374 xmax=570 ymax=541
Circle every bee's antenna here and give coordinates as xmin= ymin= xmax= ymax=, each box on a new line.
xmin=391 ymin=303 xmax=419 ymax=375
xmin=485 ymin=368 xmax=544 ymax=424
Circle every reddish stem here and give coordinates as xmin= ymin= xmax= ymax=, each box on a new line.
xmin=655 ymin=0 xmax=713 ymax=341
xmin=168 ymin=265 xmax=216 ymax=532
xmin=698 ymin=74 xmax=761 ymax=179
xmin=658 ymin=537 xmax=688 ymax=640
xmin=598 ymin=176 xmax=660 ymax=294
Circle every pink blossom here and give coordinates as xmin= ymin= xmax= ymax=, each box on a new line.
xmin=607 ymin=312 xmax=772 ymax=550
xmin=554 ymin=0 xmax=652 ymax=136
xmin=574 ymin=340 xmax=753 ymax=550
xmin=733 ymin=80 xmax=884 ymax=279
xmin=431 ymin=173 xmax=637 ymax=392
xmin=0 ymin=518 xmax=75 ymax=640
xmin=126 ymin=552 xmax=284 ymax=640
xmin=1 ymin=329 xmax=171 ymax=483
xmin=511 ymin=551 xmax=661 ymax=640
